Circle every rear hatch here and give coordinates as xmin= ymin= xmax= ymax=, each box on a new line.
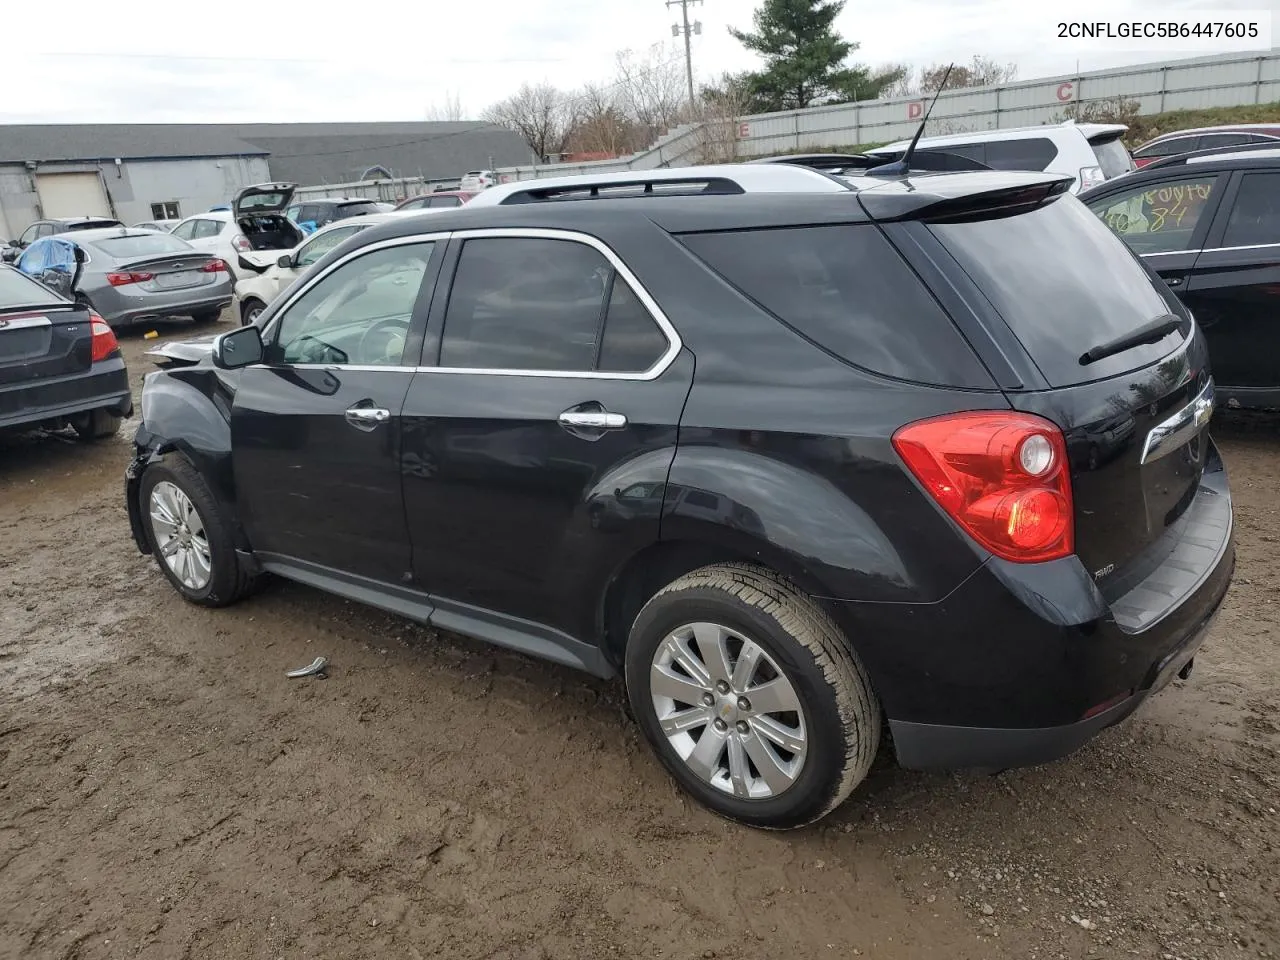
xmin=90 ymin=233 xmax=224 ymax=293
xmin=1082 ymin=124 xmax=1134 ymax=189
xmin=234 ymin=183 xmax=303 ymax=252
xmin=922 ymin=189 xmax=1210 ymax=593
xmin=0 ymin=267 xmax=92 ymax=389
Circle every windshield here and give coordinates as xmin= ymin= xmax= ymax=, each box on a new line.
xmin=929 ymin=195 xmax=1183 ymax=387
xmin=93 ymin=234 xmax=192 ymax=258
xmin=0 ymin=267 xmax=68 ymax=308
xmin=1091 ymin=137 xmax=1133 ymax=179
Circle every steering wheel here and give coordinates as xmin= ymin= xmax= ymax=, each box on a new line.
xmin=357 ymin=316 xmax=411 ymax=365
xmin=289 ymin=334 xmax=348 ymax=365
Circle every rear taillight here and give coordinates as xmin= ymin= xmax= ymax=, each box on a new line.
xmin=106 ymin=270 xmax=154 ymax=286
xmin=89 ymin=314 xmax=118 ymax=362
xmin=231 ymin=234 xmax=251 ymax=253
xmin=201 ymin=259 xmax=228 ymax=273
xmin=892 ymin=411 xmax=1074 ymax=563
xmin=1078 ymin=165 xmax=1106 ymax=191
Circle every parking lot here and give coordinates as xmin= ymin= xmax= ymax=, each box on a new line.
xmin=0 ymin=315 xmax=1277 ymax=960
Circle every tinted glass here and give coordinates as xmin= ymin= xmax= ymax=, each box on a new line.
xmin=1222 ymin=172 xmax=1280 ymax=247
xmin=931 ymin=196 xmax=1180 ymax=387
xmin=273 ymin=243 xmax=435 ymax=366
xmin=1198 ymin=132 xmax=1251 ymax=149
xmin=984 ymin=137 xmax=1058 ymax=171
xmin=1086 ymin=175 xmax=1219 ymax=254
xmin=1136 ymin=136 xmax=1192 ymax=159
xmin=297 ymin=225 xmax=361 ymax=266
xmin=680 ymin=225 xmax=989 ymax=386
xmin=598 ymin=277 xmax=668 ymax=372
xmin=440 ymin=237 xmax=612 ymax=371
xmin=429 ymin=196 xmax=462 ymax=208
xmin=93 ymin=234 xmax=191 ymax=258
xmin=335 ymin=202 xmax=381 ymax=218
xmin=0 ymin=263 xmax=66 ymax=307
xmin=1090 ymin=138 xmax=1133 ymax=178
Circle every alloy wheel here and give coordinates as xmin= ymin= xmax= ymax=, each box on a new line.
xmin=650 ymin=622 xmax=807 ymax=800
xmin=149 ymin=481 xmax=213 ymax=590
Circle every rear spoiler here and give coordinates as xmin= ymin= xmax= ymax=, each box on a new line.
xmin=751 ymin=151 xmax=992 ymax=174
xmin=857 ymin=175 xmax=1074 ymax=223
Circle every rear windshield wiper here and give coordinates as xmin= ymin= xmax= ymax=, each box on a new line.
xmin=1079 ymin=315 xmax=1182 ymax=366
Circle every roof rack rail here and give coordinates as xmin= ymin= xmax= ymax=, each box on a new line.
xmin=466 ymin=163 xmax=853 ymax=208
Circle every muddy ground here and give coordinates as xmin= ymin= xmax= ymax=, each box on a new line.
xmin=1 ymin=315 xmax=1277 ymax=960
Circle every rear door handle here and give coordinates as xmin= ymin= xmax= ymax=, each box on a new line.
xmin=558 ymin=410 xmax=627 ymax=429
xmin=345 ymin=405 xmax=391 ymax=431
xmin=1165 ymin=277 xmax=1184 ymax=288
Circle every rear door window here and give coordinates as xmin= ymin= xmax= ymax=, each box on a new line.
xmin=678 ymin=224 xmax=991 ymax=387
xmin=930 ymin=196 xmax=1181 ymax=387
xmin=1221 ymin=172 xmax=1280 ymax=247
xmin=1085 ymin=175 xmax=1220 ymax=254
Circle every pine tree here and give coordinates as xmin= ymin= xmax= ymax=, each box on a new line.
xmin=729 ymin=0 xmax=899 ymax=111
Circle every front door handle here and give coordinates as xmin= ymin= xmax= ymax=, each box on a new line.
xmin=345 ymin=405 xmax=391 ymax=431
xmin=558 ymin=410 xmax=627 ymax=429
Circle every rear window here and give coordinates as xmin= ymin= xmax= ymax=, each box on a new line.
xmin=0 ymin=266 xmax=67 ymax=308
xmin=64 ymin=219 xmax=121 ymax=232
xmin=929 ymin=196 xmax=1180 ymax=387
xmin=93 ymin=234 xmax=191 ymax=258
xmin=1090 ymin=136 xmax=1133 ymax=179
xmin=679 ymin=224 xmax=992 ymax=387
xmin=240 ymin=192 xmax=289 ymax=210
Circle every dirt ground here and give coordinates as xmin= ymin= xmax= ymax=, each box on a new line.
xmin=1 ymin=315 xmax=1278 ymax=960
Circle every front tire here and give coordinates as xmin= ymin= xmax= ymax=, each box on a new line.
xmin=625 ymin=563 xmax=880 ymax=829
xmin=140 ymin=456 xmax=257 ymax=607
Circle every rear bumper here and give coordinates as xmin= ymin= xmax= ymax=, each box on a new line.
xmin=0 ymin=355 xmax=132 ymax=431
xmin=830 ymin=440 xmax=1235 ymax=771
xmin=98 ymin=291 xmax=232 ymax=327
xmin=1218 ymin=383 xmax=1280 ymax=412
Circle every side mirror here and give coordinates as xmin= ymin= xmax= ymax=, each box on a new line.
xmin=0 ymin=246 xmax=17 ymax=263
xmin=277 ymin=254 xmax=293 ymax=269
xmin=212 ymin=325 xmax=264 ymax=370
xmin=613 ymin=488 xmax=623 ymax=498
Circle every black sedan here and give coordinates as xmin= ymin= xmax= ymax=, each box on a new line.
xmin=0 ymin=265 xmax=132 ymax=439
xmin=1080 ymin=143 xmax=1280 ymax=410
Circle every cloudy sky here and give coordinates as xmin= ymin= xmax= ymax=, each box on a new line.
xmin=2 ymin=0 xmax=1273 ymax=124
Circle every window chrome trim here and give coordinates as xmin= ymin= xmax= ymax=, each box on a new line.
xmin=414 ymin=226 xmax=683 ymax=381
xmin=259 ymin=231 xmax=450 ymax=371
xmin=1144 ymin=240 xmax=1280 ymax=259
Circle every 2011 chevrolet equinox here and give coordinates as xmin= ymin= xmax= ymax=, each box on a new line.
xmin=124 ymin=163 xmax=1235 ymax=828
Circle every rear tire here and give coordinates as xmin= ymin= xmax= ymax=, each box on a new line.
xmin=140 ymin=456 xmax=258 ymax=607
xmin=72 ymin=408 xmax=120 ymax=441
xmin=240 ymin=298 xmax=266 ymax=327
xmin=625 ymin=562 xmax=880 ymax=829
xmin=191 ymin=308 xmax=223 ymax=325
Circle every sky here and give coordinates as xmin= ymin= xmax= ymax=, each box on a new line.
xmin=1 ymin=0 xmax=1274 ymax=124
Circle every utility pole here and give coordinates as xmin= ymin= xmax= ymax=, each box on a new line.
xmin=667 ymin=0 xmax=702 ymax=107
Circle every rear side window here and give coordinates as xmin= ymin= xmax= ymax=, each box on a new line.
xmin=679 ymin=225 xmax=990 ymax=386
xmin=931 ymin=196 xmax=1180 ymax=387
xmin=429 ymin=196 xmax=462 ymax=208
xmin=440 ymin=237 xmax=669 ymax=374
xmin=984 ymin=138 xmax=1058 ymax=172
xmin=1085 ymin=175 xmax=1219 ymax=254
xmin=1222 ymin=172 xmax=1280 ymax=247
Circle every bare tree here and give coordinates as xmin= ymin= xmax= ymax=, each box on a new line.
xmin=613 ymin=45 xmax=686 ymax=143
xmin=424 ymin=89 xmax=466 ymax=121
xmin=691 ymin=73 xmax=753 ymax=163
xmin=482 ymin=82 xmax=574 ymax=161
xmin=564 ymin=83 xmax=635 ymax=157
xmin=920 ymin=55 xmax=1018 ymax=93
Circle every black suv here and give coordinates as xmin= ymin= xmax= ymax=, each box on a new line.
xmin=124 ymin=165 xmax=1235 ymax=828
xmin=1080 ymin=142 xmax=1280 ymax=410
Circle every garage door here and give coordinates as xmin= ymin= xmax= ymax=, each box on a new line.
xmin=36 ymin=172 xmax=111 ymax=219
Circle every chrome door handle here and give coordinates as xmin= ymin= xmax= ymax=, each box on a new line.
xmin=345 ymin=406 xmax=391 ymax=430
xmin=558 ymin=411 xmax=627 ymax=429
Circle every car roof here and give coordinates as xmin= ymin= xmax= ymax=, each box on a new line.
xmin=343 ymin=169 xmax=1068 ymax=245
xmin=1078 ymin=151 xmax=1280 ymax=198
xmin=1141 ymin=123 xmax=1280 ymax=145
xmin=870 ymin=121 xmax=1127 ymax=152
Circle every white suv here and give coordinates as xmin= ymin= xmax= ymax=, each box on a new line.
xmin=864 ymin=121 xmax=1134 ymax=194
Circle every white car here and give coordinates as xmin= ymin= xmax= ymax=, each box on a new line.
xmin=170 ymin=183 xmax=305 ymax=282
xmin=460 ymin=170 xmax=497 ymax=191
xmin=232 ymin=212 xmax=399 ymax=325
xmin=863 ymin=121 xmax=1134 ymax=194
